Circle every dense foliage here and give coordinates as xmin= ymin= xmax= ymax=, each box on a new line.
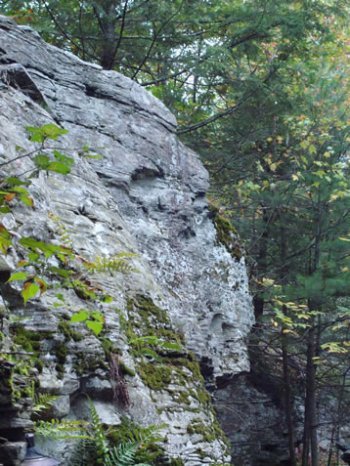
xmin=2 ymin=1 xmax=350 ymax=465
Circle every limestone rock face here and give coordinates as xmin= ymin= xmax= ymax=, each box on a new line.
xmin=0 ymin=15 xmax=254 ymax=466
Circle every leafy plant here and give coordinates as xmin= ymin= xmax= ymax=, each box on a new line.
xmin=130 ymin=335 xmax=183 ymax=360
xmin=70 ymin=309 xmax=105 ymax=336
xmin=107 ymin=442 xmax=151 ymax=466
xmin=0 ymin=123 xmax=75 ymax=306
xmin=26 ymin=123 xmax=68 ymax=143
xmin=32 ymin=391 xmax=58 ymax=415
xmin=83 ymin=253 xmax=136 ymax=274
xmin=36 ymin=400 xmax=157 ymax=466
xmin=35 ymin=419 xmax=90 ymax=440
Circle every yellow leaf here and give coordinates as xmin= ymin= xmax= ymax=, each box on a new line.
xmin=308 ymin=144 xmax=317 ymax=155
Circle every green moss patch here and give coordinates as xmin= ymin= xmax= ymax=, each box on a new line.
xmin=124 ymin=295 xmax=212 ymax=408
xmin=187 ymin=418 xmax=223 ymax=443
xmin=58 ymin=319 xmax=83 ymax=342
xmin=12 ymin=327 xmax=41 ymax=352
xmin=10 ymin=325 xmax=53 ymax=370
xmin=209 ymin=204 xmax=243 ymax=260
xmin=118 ymin=359 xmax=136 ymax=377
xmin=168 ymin=458 xmax=185 ymax=466
xmin=138 ymin=361 xmax=172 ymax=390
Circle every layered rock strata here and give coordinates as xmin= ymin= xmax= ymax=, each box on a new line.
xmin=0 ymin=15 xmax=254 ymax=465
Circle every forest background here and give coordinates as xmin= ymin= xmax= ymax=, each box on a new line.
xmin=2 ymin=1 xmax=350 ymax=465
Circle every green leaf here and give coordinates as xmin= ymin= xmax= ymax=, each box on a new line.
xmin=101 ymin=295 xmax=113 ymax=303
xmin=86 ymin=320 xmax=103 ymax=336
xmin=130 ymin=336 xmax=159 ymax=346
xmin=20 ymin=237 xmax=48 ymax=253
xmin=19 ymin=237 xmax=72 ymax=259
xmin=47 ymin=161 xmax=72 ymax=175
xmin=138 ymin=347 xmax=160 ymax=359
xmin=28 ymin=252 xmax=40 ymax=262
xmin=71 ymin=310 xmax=89 ymax=323
xmin=21 ymin=282 xmax=40 ymax=304
xmin=160 ymin=341 xmax=183 ymax=351
xmin=0 ymin=224 xmax=12 ymax=253
xmin=49 ymin=266 xmax=72 ymax=278
xmin=27 ymin=124 xmax=68 ymax=143
xmin=8 ymin=271 xmax=29 ymax=282
xmin=33 ymin=154 xmax=50 ymax=169
xmin=53 ymin=150 xmax=74 ymax=167
xmin=4 ymin=177 xmax=28 ymax=187
xmin=90 ymin=311 xmax=104 ymax=322
xmin=19 ymin=193 xmax=34 ymax=207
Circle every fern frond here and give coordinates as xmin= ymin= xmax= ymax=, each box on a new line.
xmin=108 ymin=417 xmax=163 ymax=449
xmin=68 ymin=439 xmax=98 ymax=466
xmin=35 ymin=419 xmax=89 ymax=440
xmin=88 ymin=400 xmax=110 ymax=459
xmin=83 ymin=253 xmax=136 ymax=274
xmin=48 ymin=211 xmax=73 ymax=248
xmin=33 ymin=392 xmax=58 ymax=414
xmin=106 ymin=441 xmax=138 ymax=466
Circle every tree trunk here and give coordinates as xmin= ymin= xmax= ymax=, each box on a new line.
xmin=95 ymin=1 xmax=119 ymax=70
xmin=281 ymin=323 xmax=297 ymax=466
xmin=302 ymin=318 xmax=318 ymax=466
xmin=253 ymin=204 xmax=270 ymax=319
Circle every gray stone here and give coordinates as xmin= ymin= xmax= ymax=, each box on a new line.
xmin=0 ymin=441 xmax=26 ymax=466
xmin=50 ymin=396 xmax=70 ymax=419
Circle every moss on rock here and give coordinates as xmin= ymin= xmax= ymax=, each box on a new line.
xmin=58 ymin=319 xmax=83 ymax=342
xmin=125 ymin=295 xmax=213 ymax=409
xmin=10 ymin=326 xmax=50 ymax=375
xmin=12 ymin=327 xmax=41 ymax=352
xmin=138 ymin=361 xmax=172 ymax=390
xmin=168 ymin=458 xmax=185 ymax=466
xmin=208 ymin=203 xmax=243 ymax=260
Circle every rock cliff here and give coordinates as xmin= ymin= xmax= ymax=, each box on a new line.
xmin=0 ymin=15 xmax=254 ymax=466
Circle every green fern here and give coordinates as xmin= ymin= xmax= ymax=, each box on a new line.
xmin=106 ymin=441 xmax=137 ymax=466
xmin=32 ymin=392 xmax=58 ymax=415
xmin=106 ymin=441 xmax=151 ymax=466
xmin=88 ymin=402 xmax=153 ymax=466
xmin=48 ymin=211 xmax=73 ymax=248
xmin=88 ymin=400 xmax=110 ymax=461
xmin=83 ymin=253 xmax=136 ymax=274
xmin=35 ymin=401 xmax=157 ymax=465
xmin=35 ymin=419 xmax=89 ymax=440
xmin=68 ymin=438 xmax=98 ymax=466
